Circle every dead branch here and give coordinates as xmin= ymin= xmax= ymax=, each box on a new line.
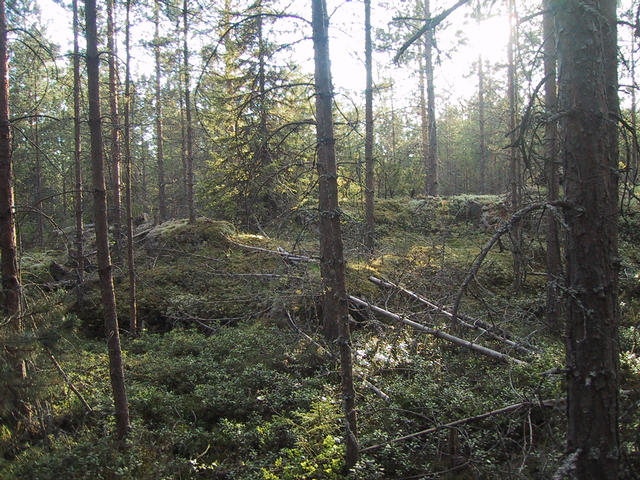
xmin=132 ymin=226 xmax=154 ymax=240
xmin=164 ymin=313 xmax=242 ymax=332
xmin=368 ymin=276 xmax=534 ymax=355
xmin=227 ymin=238 xmax=318 ymax=263
xmin=47 ymin=349 xmax=93 ymax=413
xmin=394 ymin=0 xmax=471 ymax=62
xmin=285 ymin=310 xmax=391 ymax=402
xmin=348 ymin=296 xmax=526 ymax=365
xmin=360 ymin=397 xmax=565 ymax=453
xmin=451 ymin=202 xmax=546 ymax=323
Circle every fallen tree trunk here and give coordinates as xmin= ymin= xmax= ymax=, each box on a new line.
xmin=368 ymin=276 xmax=534 ymax=355
xmin=47 ymin=350 xmax=93 ymax=413
xmin=451 ymin=202 xmax=547 ymax=322
xmin=348 ymin=295 xmax=525 ymax=365
xmin=360 ymin=396 xmax=565 ymax=453
xmin=227 ymin=239 xmax=318 ymax=264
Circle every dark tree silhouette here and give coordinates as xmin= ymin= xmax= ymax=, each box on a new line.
xmin=0 ymin=0 xmax=19 ymax=320
xmin=543 ymin=0 xmax=562 ymax=327
xmin=558 ymin=0 xmax=620 ymax=476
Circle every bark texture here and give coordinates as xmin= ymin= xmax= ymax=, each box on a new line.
xmin=106 ymin=0 xmax=122 ymax=261
xmin=557 ymin=0 xmax=620 ymax=476
xmin=311 ymin=0 xmax=358 ymax=468
xmin=0 ymin=0 xmax=19 ymax=320
xmin=124 ymin=0 xmax=137 ymax=334
xmin=543 ymin=0 xmax=562 ymax=328
xmin=0 ymin=0 xmax=24 ymax=401
xmin=85 ymin=0 xmax=130 ymax=441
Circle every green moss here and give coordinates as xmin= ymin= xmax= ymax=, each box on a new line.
xmin=144 ymin=217 xmax=235 ymax=252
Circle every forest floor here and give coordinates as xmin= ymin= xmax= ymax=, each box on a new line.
xmin=2 ymin=194 xmax=640 ymax=479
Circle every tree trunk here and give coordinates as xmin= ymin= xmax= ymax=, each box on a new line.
xmin=255 ymin=6 xmax=273 ymax=217
xmin=124 ymin=0 xmax=137 ymax=335
xmin=557 ymin=0 xmax=619 ymax=476
xmin=478 ymin=54 xmax=487 ymax=194
xmin=183 ymin=0 xmax=195 ymax=223
xmin=543 ymin=0 xmax=562 ymax=328
xmin=507 ymin=0 xmax=523 ymax=291
xmin=424 ymin=0 xmax=438 ymax=196
xmin=107 ymin=0 xmax=122 ymax=261
xmin=141 ymin=138 xmax=148 ymax=209
xmin=0 ymin=0 xmax=19 ymax=320
xmin=390 ymin=82 xmax=397 ymax=166
xmin=257 ymin=9 xmax=269 ymax=168
xmin=0 ymin=0 xmax=24 ymax=402
xmin=179 ymin=66 xmax=187 ymax=218
xmin=631 ymin=31 xmax=638 ymax=186
xmin=73 ymin=0 xmax=84 ymax=299
xmin=364 ymin=0 xmax=374 ymax=253
xmin=418 ymin=41 xmax=429 ymax=196
xmin=154 ymin=0 xmax=167 ymax=222
xmin=85 ymin=0 xmax=130 ymax=441
xmin=33 ymin=108 xmax=43 ymax=247
xmin=311 ymin=0 xmax=358 ymax=469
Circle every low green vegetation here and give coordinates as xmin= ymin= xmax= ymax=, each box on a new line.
xmin=2 ymin=195 xmax=639 ymax=479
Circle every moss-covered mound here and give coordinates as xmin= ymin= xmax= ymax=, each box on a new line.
xmin=143 ymin=217 xmax=235 ymax=253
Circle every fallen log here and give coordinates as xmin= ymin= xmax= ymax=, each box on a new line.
xmin=47 ymin=349 xmax=93 ymax=413
xmin=368 ymin=276 xmax=534 ymax=355
xmin=348 ymin=295 xmax=525 ymax=365
xmin=360 ymin=396 xmax=565 ymax=453
xmin=451 ymin=202 xmax=547 ymax=322
xmin=227 ymin=239 xmax=318 ymax=264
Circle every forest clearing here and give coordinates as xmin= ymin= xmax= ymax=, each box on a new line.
xmin=0 ymin=0 xmax=638 ymax=478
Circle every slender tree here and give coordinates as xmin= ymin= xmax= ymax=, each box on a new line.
xmin=364 ymin=0 xmax=375 ymax=252
xmin=179 ymin=71 xmax=188 ymax=214
xmin=73 ymin=0 xmax=84 ymax=297
xmin=631 ymin=29 xmax=638 ymax=183
xmin=507 ymin=0 xmax=524 ymax=291
xmin=424 ymin=0 xmax=438 ymax=195
xmin=311 ymin=0 xmax=358 ymax=469
xmin=124 ymin=0 xmax=137 ymax=334
xmin=256 ymin=4 xmax=269 ymax=169
xmin=107 ymin=0 xmax=122 ymax=260
xmin=85 ymin=0 xmax=130 ymax=441
xmin=418 ymin=42 xmax=429 ymax=194
xmin=32 ymin=100 xmax=43 ymax=246
xmin=477 ymin=54 xmax=487 ymax=194
xmin=183 ymin=0 xmax=195 ymax=222
xmin=543 ymin=0 xmax=561 ymax=327
xmin=154 ymin=0 xmax=167 ymax=222
xmin=557 ymin=0 xmax=620 ymax=476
